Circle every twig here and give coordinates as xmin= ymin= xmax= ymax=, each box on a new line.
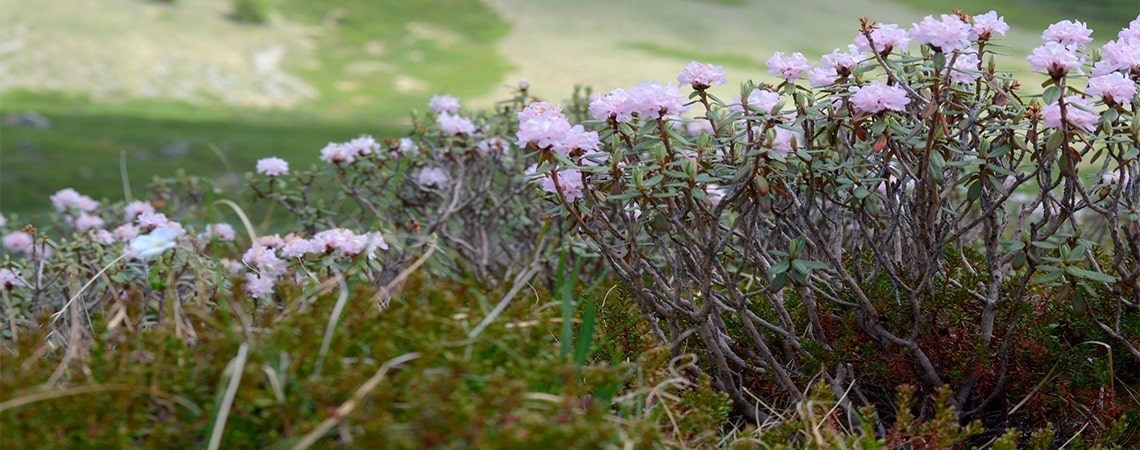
xmin=289 ymin=352 xmax=421 ymax=450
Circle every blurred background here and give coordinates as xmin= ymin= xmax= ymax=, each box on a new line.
xmin=1 ymin=0 xmax=1135 ymax=215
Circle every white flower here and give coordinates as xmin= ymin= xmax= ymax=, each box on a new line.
xmin=128 ymin=227 xmax=179 ymax=260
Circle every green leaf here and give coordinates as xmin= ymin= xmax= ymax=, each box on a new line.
xmin=1065 ymin=266 xmax=1118 ymax=283
xmin=967 ymin=179 xmax=982 ymax=202
xmin=573 ymin=297 xmax=597 ymax=366
xmin=1045 ymin=131 xmax=1064 ymax=153
xmin=1042 ymin=85 xmax=1062 ymax=105
xmin=1033 ymin=268 xmax=1064 ymax=284
xmin=932 ymin=52 xmax=946 ymax=70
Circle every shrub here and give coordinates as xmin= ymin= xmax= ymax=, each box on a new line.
xmin=528 ymin=11 xmax=1140 ymax=441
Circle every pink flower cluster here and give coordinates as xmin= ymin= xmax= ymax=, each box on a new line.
xmin=588 ymin=82 xmax=688 ymax=122
xmin=517 ymin=101 xmax=600 ymax=155
xmin=2 ymin=231 xmax=51 ymax=260
xmin=1086 ymin=72 xmax=1137 ymax=105
xmin=0 ymin=268 xmax=27 ymax=291
xmin=852 ymin=12 xmax=1007 ymax=57
xmin=428 ymin=94 xmax=461 ymax=114
xmin=1028 ymin=19 xmax=1098 ymax=79
xmin=854 ymin=23 xmax=911 ymax=54
xmin=1043 ymin=96 xmax=1099 ymax=132
xmin=949 ymin=51 xmax=981 ymax=84
xmin=1090 ymin=16 xmax=1140 ymax=106
xmin=910 ymin=14 xmax=972 ymax=52
xmin=970 ymin=11 xmax=1010 ymax=41
xmin=848 ymin=81 xmax=910 ymax=114
xmin=766 ymin=52 xmax=812 ymax=82
xmin=50 ymin=188 xmax=98 ymax=213
xmin=124 ymin=201 xmax=155 ymax=221
xmin=537 ymin=168 xmax=585 ymax=202
xmin=417 ymin=167 xmax=450 ymax=188
xmin=319 ymin=135 xmax=380 ymax=164
xmin=200 ymin=223 xmax=237 ymax=241
xmin=810 ymin=45 xmax=867 ymax=87
xmin=731 ymin=88 xmax=781 ymax=114
xmin=1041 ymin=20 xmax=1094 ymax=48
xmin=256 ymin=157 xmax=289 ymax=176
xmin=677 ymin=61 xmax=726 ymax=89
xmin=436 ymin=113 xmax=477 ymax=136
xmin=1027 ymin=42 xmax=1085 ymax=78
xmin=239 ymin=229 xmax=387 ymax=299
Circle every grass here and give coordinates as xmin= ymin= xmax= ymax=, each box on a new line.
xmin=1 ymin=92 xmax=388 ymax=215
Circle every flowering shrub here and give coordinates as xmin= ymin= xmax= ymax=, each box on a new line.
xmin=530 ymin=10 xmax=1140 ymax=434
xmin=247 ymin=88 xmax=565 ymax=289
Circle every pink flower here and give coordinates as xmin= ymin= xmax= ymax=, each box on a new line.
xmin=244 ymin=273 xmax=276 ymax=299
xmin=1119 ymin=17 xmax=1140 ymax=42
xmin=136 ymin=212 xmax=171 ymax=229
xmin=319 ymin=142 xmax=357 ymax=164
xmin=417 ymin=167 xmax=450 ymax=188
xmin=310 ymin=228 xmax=381 ymax=257
xmin=518 ymin=101 xmax=566 ymax=122
xmin=50 ymin=188 xmax=98 ymax=213
xmin=1042 ymin=96 xmax=1099 ymax=132
xmin=677 ymin=61 xmax=727 ymax=89
xmin=343 ymin=136 xmax=376 ymax=156
xmin=910 ymin=14 xmax=972 ymax=52
xmin=74 ymin=213 xmax=105 ymax=232
xmin=1027 ymin=42 xmax=1084 ymax=78
xmin=242 ymin=245 xmax=286 ymax=276
xmin=822 ymin=45 xmax=867 ymax=73
xmin=517 ymin=113 xmax=573 ymax=149
xmin=279 ymin=234 xmax=319 ymax=258
xmin=361 ymin=231 xmax=389 ymax=257
xmin=202 ymin=223 xmax=237 ymax=241
xmin=1087 ymin=72 xmax=1137 ymax=105
xmin=0 ymin=268 xmax=27 ymax=290
xmin=256 ymin=234 xmax=285 ymax=249
xmin=397 ymin=137 xmax=418 ymax=155
xmin=855 ymin=23 xmax=911 ymax=54
xmin=256 ymin=157 xmax=289 ymax=176
xmin=551 ymin=126 xmax=600 ymax=155
xmin=93 ymin=229 xmax=115 ymax=245
xmin=114 ymin=224 xmax=140 ymax=241
xmin=686 ymin=120 xmax=715 ymax=137
xmin=0 ymin=214 xmax=5 ymax=228
xmin=627 ymin=82 xmax=688 ymax=119
xmin=589 ymin=89 xmax=633 ymax=122
xmin=971 ymin=11 xmax=1009 ymax=41
xmin=768 ymin=127 xmax=801 ymax=158
xmin=731 ymin=88 xmax=781 ymax=114
xmin=436 ymin=113 xmax=477 ymax=136
xmin=1093 ymin=39 xmax=1140 ymax=76
xmin=849 ymin=81 xmax=910 ymax=114
xmin=220 ymin=258 xmax=245 ymax=274
xmin=949 ymin=51 xmax=981 ymax=84
xmin=1042 ymin=20 xmax=1093 ymax=48
xmin=476 ymin=137 xmax=510 ymax=156
xmin=3 ymin=231 xmax=33 ymax=253
xmin=809 ymin=67 xmax=839 ymax=87
xmin=124 ymin=201 xmax=155 ymax=220
xmin=766 ymin=51 xmax=812 ymax=82
xmin=540 ymin=169 xmax=584 ymax=202
xmin=428 ymin=94 xmax=461 ymax=114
